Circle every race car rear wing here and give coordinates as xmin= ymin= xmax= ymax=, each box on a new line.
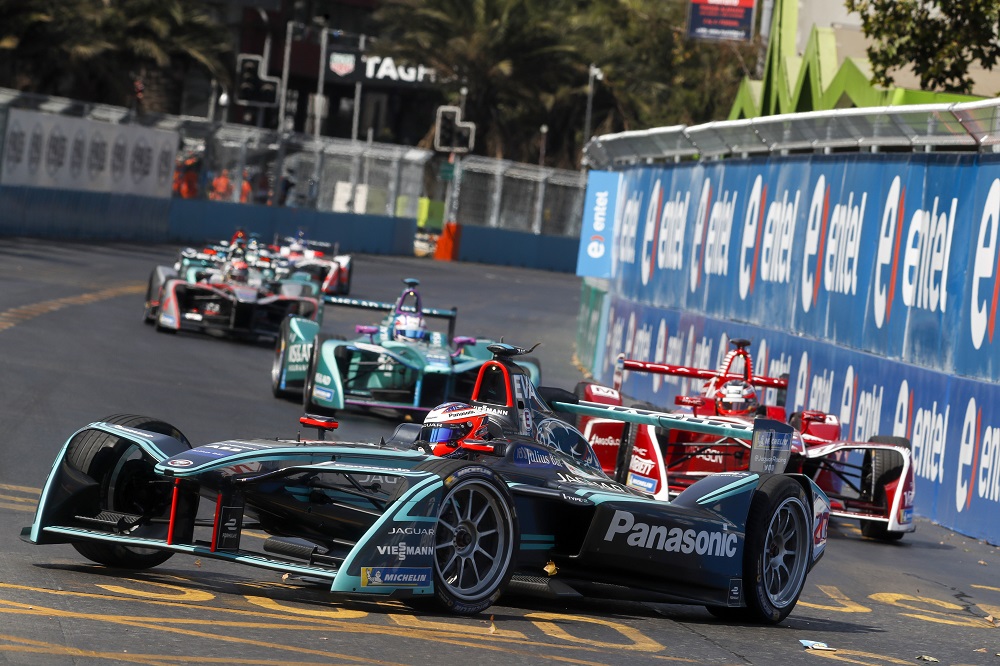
xmin=614 ymin=357 xmax=789 ymax=391
xmin=324 ymin=296 xmax=458 ymax=340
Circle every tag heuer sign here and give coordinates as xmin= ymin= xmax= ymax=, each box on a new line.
xmin=329 ymin=52 xmax=357 ymax=77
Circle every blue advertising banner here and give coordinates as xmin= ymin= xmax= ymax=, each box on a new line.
xmin=583 ymin=150 xmax=1000 ymax=544
xmin=576 ymin=170 xmax=620 ymax=278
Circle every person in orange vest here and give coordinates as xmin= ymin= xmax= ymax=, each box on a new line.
xmin=240 ymin=170 xmax=252 ymax=203
xmin=179 ymin=168 xmax=198 ymax=199
xmin=211 ymin=169 xmax=233 ymax=201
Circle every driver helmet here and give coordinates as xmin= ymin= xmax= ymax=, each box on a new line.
xmin=226 ymin=259 xmax=250 ymax=284
xmin=714 ymin=379 xmax=759 ymax=417
xmin=420 ymin=402 xmax=499 ymax=456
xmin=393 ymin=313 xmax=427 ymax=341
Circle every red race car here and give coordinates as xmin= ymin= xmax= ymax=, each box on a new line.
xmin=575 ymin=339 xmax=915 ymax=541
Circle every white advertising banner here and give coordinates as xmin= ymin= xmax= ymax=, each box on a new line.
xmin=1 ymin=108 xmax=177 ymax=199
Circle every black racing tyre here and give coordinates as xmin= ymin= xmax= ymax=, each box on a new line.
xmin=340 ymin=263 xmax=353 ymax=295
xmin=734 ymin=475 xmax=812 ymax=624
xmin=302 ymin=334 xmax=330 ymax=414
xmin=860 ymin=436 xmax=910 ymax=541
xmin=66 ymin=414 xmax=191 ymax=569
xmin=142 ymin=269 xmax=158 ymax=324
xmin=271 ymin=318 xmax=294 ymax=399
xmin=419 ymin=461 xmax=518 ymax=615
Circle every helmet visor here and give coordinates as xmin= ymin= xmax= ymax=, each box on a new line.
xmin=420 ymin=421 xmax=472 ymax=447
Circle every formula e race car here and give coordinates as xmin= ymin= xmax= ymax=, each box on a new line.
xmin=22 ymin=343 xmax=830 ymax=623
xmin=143 ymin=238 xmax=321 ymax=341
xmin=271 ymin=278 xmax=540 ymax=418
xmin=574 ymin=339 xmax=914 ymax=541
xmin=271 ymin=232 xmax=353 ymax=296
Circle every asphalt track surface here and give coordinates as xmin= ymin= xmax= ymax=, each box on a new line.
xmin=1 ymin=239 xmax=999 ymax=666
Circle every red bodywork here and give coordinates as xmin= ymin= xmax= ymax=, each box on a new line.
xmin=577 ymin=339 xmax=916 ymax=540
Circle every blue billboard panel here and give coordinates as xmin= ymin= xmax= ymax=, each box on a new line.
xmin=576 ymin=170 xmax=620 ymax=278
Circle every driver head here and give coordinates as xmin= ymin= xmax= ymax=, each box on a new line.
xmin=714 ymin=379 xmax=759 ymax=417
xmin=419 ymin=402 xmax=503 ymax=456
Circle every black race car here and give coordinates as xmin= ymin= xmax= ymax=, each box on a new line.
xmin=22 ymin=344 xmax=830 ymax=623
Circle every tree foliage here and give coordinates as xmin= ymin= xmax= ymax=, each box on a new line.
xmin=373 ymin=0 xmax=755 ymax=166
xmin=845 ymin=0 xmax=1000 ymax=94
xmin=0 ymin=0 xmax=232 ymax=113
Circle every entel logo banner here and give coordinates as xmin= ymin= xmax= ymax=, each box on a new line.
xmin=872 ymin=175 xmax=956 ymax=329
xmin=970 ymin=178 xmax=1000 ymax=349
xmin=956 ymin=397 xmax=1000 ymax=513
xmin=800 ymin=174 xmax=865 ymax=313
xmin=738 ymin=175 xmax=798 ymax=300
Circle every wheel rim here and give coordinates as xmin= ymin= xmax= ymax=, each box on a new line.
xmin=433 ymin=479 xmax=514 ymax=601
xmin=107 ymin=444 xmax=162 ymax=555
xmin=762 ymin=496 xmax=810 ymax=609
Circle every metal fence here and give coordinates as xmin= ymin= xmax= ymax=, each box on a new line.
xmin=0 ymin=87 xmax=586 ymax=238
xmin=452 ymin=156 xmax=586 ymax=237
xmin=583 ymin=98 xmax=1000 ymax=168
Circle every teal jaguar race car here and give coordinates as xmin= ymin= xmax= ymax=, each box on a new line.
xmin=271 ymin=278 xmax=540 ymax=418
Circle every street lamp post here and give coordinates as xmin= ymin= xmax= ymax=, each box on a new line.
xmin=539 ymin=124 xmax=548 ymax=167
xmin=583 ymin=63 xmax=603 ymax=147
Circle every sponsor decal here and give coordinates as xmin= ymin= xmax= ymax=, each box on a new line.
xmin=559 ymin=491 xmax=593 ymax=505
xmin=837 ymin=366 xmax=886 ymax=442
xmin=4 ymin=120 xmax=24 ymax=167
xmin=800 ymin=175 xmax=865 ymax=313
xmin=555 ymin=472 xmax=622 ymax=492
xmin=873 ymin=176 xmax=956 ymax=329
xmin=167 ymin=459 xmax=194 ymax=467
xmin=639 ymin=179 xmax=688 ymax=286
xmin=361 ymin=567 xmax=431 ymax=587
xmin=69 ymin=129 xmax=86 ymax=179
xmin=109 ymin=424 xmax=159 ymax=439
xmin=589 ymin=385 xmax=620 ymax=400
xmin=87 ymin=131 xmax=107 ymax=179
xmin=329 ymin=52 xmax=356 ymax=77
xmin=971 ymin=178 xmax=1000 ymax=348
xmin=377 ymin=542 xmax=433 ymax=561
xmin=629 ymin=455 xmax=655 ymax=476
xmin=129 ymin=136 xmax=152 ymax=183
xmin=288 ymin=343 xmax=312 ymax=364
xmin=603 ymin=509 xmax=738 ymax=557
xmin=791 ymin=350 xmax=835 ymax=413
xmin=219 ymin=462 xmax=263 ymax=476
xmin=893 ymin=379 xmax=948 ymax=484
xmin=364 ymin=56 xmax=436 ymax=84
xmin=589 ymin=433 xmax=621 ymax=448
xmin=586 ymin=188 xmax=611 ymax=262
xmin=513 ymin=445 xmax=559 ymax=467
xmin=110 ymin=134 xmax=128 ymax=181
xmin=314 ymin=386 xmax=333 ymax=401
xmin=388 ymin=527 xmax=433 ymax=536
xmin=26 ymin=123 xmax=43 ymax=174
xmin=627 ymin=472 xmax=657 ymax=493
xmin=739 ymin=176 xmax=798 ymax=300
xmin=690 ymin=178 xmax=738 ymax=292
xmin=956 ymin=397 xmax=1000 ymax=512
xmin=727 ymin=578 xmax=743 ymax=606
xmin=45 ymin=124 xmax=67 ymax=177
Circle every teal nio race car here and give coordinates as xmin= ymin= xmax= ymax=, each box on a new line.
xmin=271 ymin=278 xmax=540 ymax=418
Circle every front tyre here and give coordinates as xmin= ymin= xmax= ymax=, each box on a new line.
xmin=429 ymin=468 xmax=517 ymax=615
xmin=66 ymin=414 xmax=191 ymax=569
xmin=740 ymin=476 xmax=811 ymax=624
xmin=860 ymin=436 xmax=911 ymax=541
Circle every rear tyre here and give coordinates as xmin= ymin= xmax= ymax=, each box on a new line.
xmin=271 ymin=318 xmax=294 ymax=399
xmin=735 ymin=475 xmax=811 ymax=624
xmin=66 ymin=415 xmax=191 ymax=569
xmin=860 ymin=436 xmax=910 ymax=541
xmin=339 ymin=263 xmax=353 ymax=295
xmin=302 ymin=335 xmax=331 ymax=414
xmin=421 ymin=462 xmax=517 ymax=615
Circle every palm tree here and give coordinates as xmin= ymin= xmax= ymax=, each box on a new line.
xmin=372 ymin=0 xmax=583 ymax=164
xmin=0 ymin=0 xmax=233 ymax=114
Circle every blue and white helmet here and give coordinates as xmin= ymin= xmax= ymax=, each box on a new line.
xmin=393 ymin=313 xmax=427 ymax=341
